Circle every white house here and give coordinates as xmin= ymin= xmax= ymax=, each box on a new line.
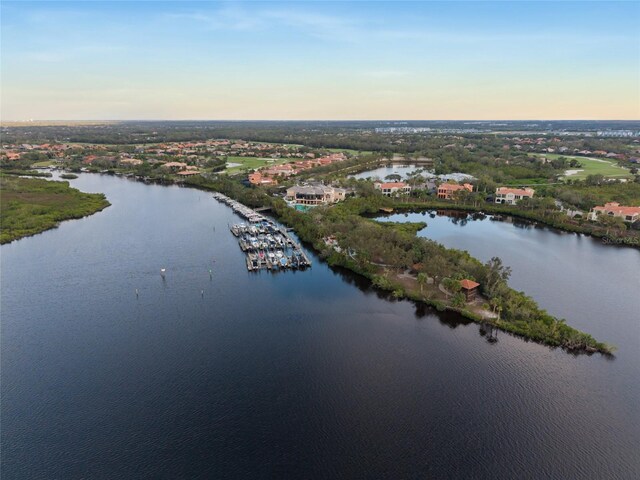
xmin=374 ymin=181 xmax=412 ymax=197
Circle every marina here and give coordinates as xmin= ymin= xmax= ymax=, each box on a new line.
xmin=212 ymin=192 xmax=312 ymax=271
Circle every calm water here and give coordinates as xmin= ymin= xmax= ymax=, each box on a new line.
xmin=2 ymin=175 xmax=639 ymax=479
xmin=352 ymin=165 xmax=476 ymax=183
xmin=351 ymin=164 xmax=424 ymax=180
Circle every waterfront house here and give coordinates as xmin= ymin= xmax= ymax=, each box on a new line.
xmin=176 ymin=170 xmax=200 ymax=176
xmin=495 ymin=187 xmax=535 ymax=205
xmin=460 ymin=279 xmax=480 ymax=301
xmin=374 ymin=182 xmax=412 ymax=197
xmin=161 ymin=161 xmax=188 ymax=172
xmin=248 ymin=172 xmax=277 ymax=186
xmin=285 ymin=185 xmax=346 ymax=206
xmin=437 ymin=183 xmax=473 ymax=200
xmin=587 ymin=202 xmax=640 ymax=223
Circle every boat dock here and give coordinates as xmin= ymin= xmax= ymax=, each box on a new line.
xmin=212 ymin=192 xmax=312 ymax=271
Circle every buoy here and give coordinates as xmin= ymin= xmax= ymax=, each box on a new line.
xmin=160 ymin=268 xmax=166 ymax=277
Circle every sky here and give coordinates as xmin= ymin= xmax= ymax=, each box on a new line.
xmin=1 ymin=1 xmax=639 ymax=120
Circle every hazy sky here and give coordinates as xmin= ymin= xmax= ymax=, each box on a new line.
xmin=1 ymin=1 xmax=639 ymax=120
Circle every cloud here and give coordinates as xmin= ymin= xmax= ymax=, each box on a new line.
xmin=165 ymin=6 xmax=265 ymax=31
xmin=262 ymin=10 xmax=362 ymax=42
xmin=165 ymin=5 xmax=365 ymax=42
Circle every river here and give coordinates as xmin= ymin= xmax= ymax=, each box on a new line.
xmin=2 ymin=174 xmax=638 ymax=479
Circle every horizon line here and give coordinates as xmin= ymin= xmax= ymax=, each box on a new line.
xmin=3 ymin=118 xmax=640 ymax=123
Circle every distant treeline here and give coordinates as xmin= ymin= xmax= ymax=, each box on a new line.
xmin=3 ymin=120 xmax=639 ymax=147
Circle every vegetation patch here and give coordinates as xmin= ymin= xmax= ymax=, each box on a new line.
xmin=0 ymin=176 xmax=110 ymax=244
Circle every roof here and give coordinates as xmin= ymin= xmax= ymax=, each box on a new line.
xmin=496 ymin=187 xmax=535 ymax=196
xmin=377 ymin=182 xmax=407 ymax=189
xmin=288 ymin=185 xmax=334 ymax=195
xmin=460 ymin=279 xmax=480 ymax=290
xmin=592 ymin=203 xmax=640 ymax=216
xmin=439 ymin=183 xmax=472 ymax=191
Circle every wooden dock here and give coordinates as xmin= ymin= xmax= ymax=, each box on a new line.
xmin=212 ymin=192 xmax=311 ymax=272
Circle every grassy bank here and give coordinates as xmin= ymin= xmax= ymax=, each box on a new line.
xmin=0 ymin=176 xmax=110 ymax=244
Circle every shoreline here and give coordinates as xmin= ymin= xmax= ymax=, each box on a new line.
xmin=176 ymin=174 xmax=614 ymax=355
xmin=0 ymin=175 xmax=111 ymax=245
xmin=7 ymin=171 xmax=613 ymax=355
xmin=390 ymin=200 xmax=640 ymax=249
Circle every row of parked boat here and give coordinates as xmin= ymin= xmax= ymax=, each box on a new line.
xmin=212 ymin=193 xmax=312 ymax=272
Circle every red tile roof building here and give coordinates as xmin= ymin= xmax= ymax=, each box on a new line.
xmin=437 ymin=183 xmax=473 ymax=200
xmin=248 ymin=172 xmax=277 ymax=186
xmin=495 ymin=187 xmax=535 ymax=205
xmin=374 ymin=181 xmax=412 ymax=196
xmin=588 ymin=202 xmax=640 ymax=223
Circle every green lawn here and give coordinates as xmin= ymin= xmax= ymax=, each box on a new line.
xmin=325 ymin=148 xmax=371 ymax=155
xmin=223 ymin=156 xmax=292 ymax=174
xmin=31 ymin=160 xmax=57 ymax=167
xmin=534 ymin=153 xmax=633 ymax=180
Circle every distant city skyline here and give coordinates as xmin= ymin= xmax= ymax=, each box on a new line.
xmin=1 ymin=1 xmax=639 ymax=120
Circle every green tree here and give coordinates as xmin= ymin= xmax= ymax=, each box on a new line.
xmin=598 ymin=214 xmax=627 ymax=236
xmin=484 ymin=257 xmax=512 ymax=298
xmin=417 ymin=273 xmax=428 ymax=294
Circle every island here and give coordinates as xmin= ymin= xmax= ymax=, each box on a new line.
xmin=0 ymin=175 xmax=110 ymax=244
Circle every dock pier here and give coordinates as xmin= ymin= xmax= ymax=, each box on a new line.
xmin=212 ymin=192 xmax=312 ymax=272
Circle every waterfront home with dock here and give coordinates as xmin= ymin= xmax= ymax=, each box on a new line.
xmin=495 ymin=187 xmax=535 ymax=205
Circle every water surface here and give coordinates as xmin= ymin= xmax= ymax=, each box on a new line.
xmin=2 ymin=175 xmax=638 ymax=479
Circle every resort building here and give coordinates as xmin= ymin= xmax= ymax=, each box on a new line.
xmin=587 ymin=202 xmax=640 ymax=223
xmin=437 ymin=183 xmax=473 ymax=200
xmin=374 ymin=182 xmax=412 ymax=197
xmin=495 ymin=187 xmax=535 ymax=205
xmin=285 ymin=185 xmax=347 ymax=206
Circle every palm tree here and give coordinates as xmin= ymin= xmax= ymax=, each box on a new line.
xmin=417 ymin=273 xmax=428 ymax=294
